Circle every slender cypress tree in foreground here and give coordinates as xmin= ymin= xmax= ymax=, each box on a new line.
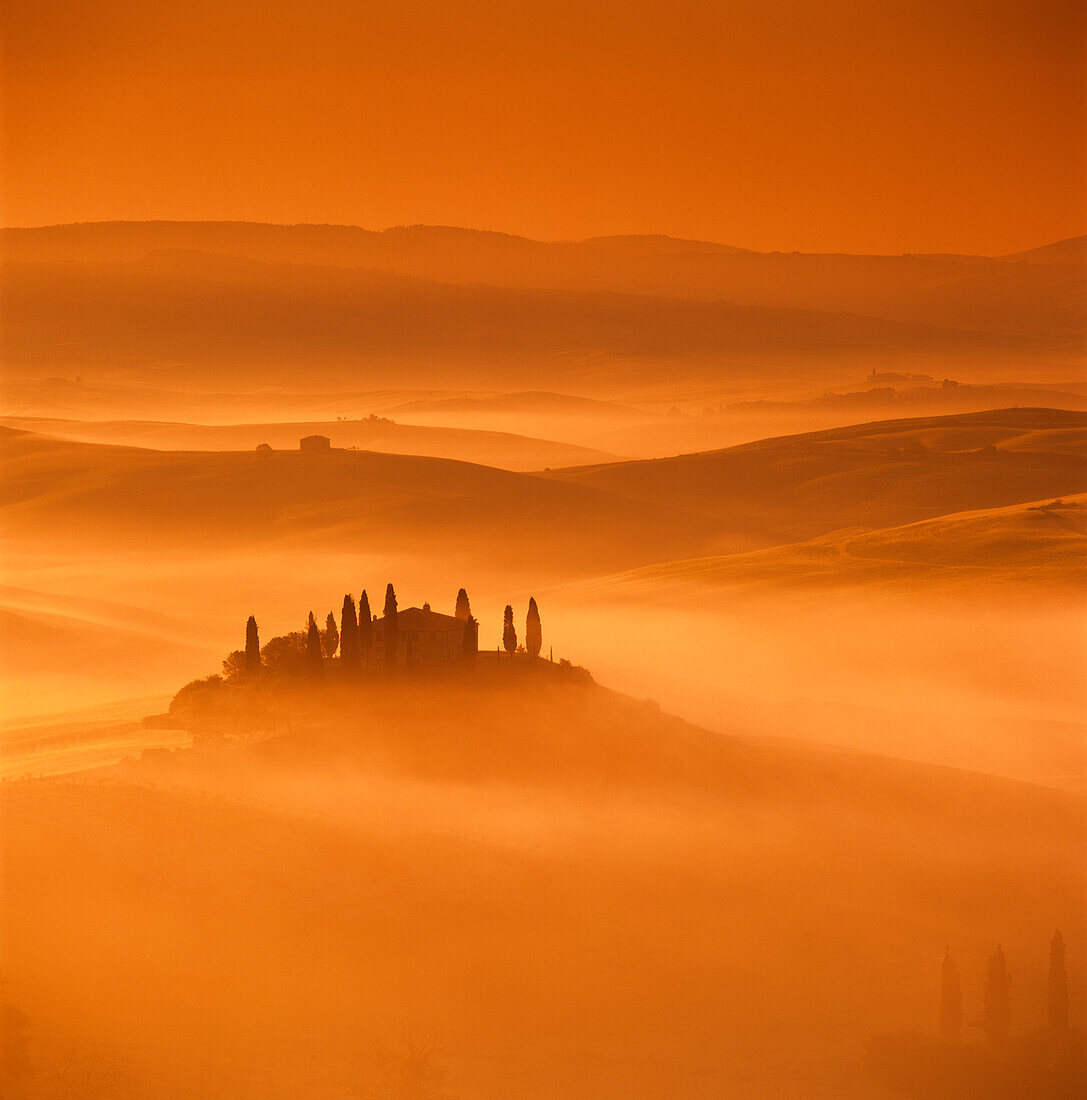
xmin=305 ymin=611 xmax=323 ymax=677
xmin=340 ymin=594 xmax=359 ymax=668
xmin=324 ymin=612 xmax=339 ymax=658
xmin=455 ymin=588 xmax=472 ymax=621
xmin=456 ymin=587 xmax=478 ymax=660
xmin=245 ymin=615 xmax=260 ymax=673
xmin=984 ymin=945 xmax=1011 ymax=1047
xmin=526 ymin=597 xmax=542 ymax=657
xmin=358 ymin=589 xmax=373 ymax=662
xmin=383 ymin=584 xmax=398 ymax=671
xmin=503 ymin=605 xmax=517 ymax=654
xmin=939 ymin=947 xmax=962 ymax=1042
xmin=1049 ymin=929 xmax=1069 ymax=1034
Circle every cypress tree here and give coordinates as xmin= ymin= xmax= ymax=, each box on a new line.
xmin=340 ymin=594 xmax=359 ymax=668
xmin=939 ymin=947 xmax=962 ymax=1042
xmin=1048 ymin=929 xmax=1069 ymax=1034
xmin=456 ymin=587 xmax=478 ymax=660
xmin=324 ymin=612 xmax=339 ymax=658
xmin=359 ymin=589 xmax=373 ymax=661
xmin=383 ymin=584 xmax=398 ymax=671
xmin=305 ymin=611 xmax=323 ymax=677
xmin=526 ymin=597 xmax=542 ymax=658
xmin=502 ymin=605 xmax=517 ymax=655
xmin=245 ymin=615 xmax=260 ymax=674
xmin=983 ymin=945 xmax=1011 ymax=1047
xmin=455 ymin=588 xmax=472 ymax=621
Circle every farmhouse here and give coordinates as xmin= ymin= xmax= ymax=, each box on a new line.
xmin=373 ymin=602 xmax=479 ymax=667
xmin=299 ymin=434 xmax=331 ymax=452
xmin=231 ymin=585 xmax=544 ymax=683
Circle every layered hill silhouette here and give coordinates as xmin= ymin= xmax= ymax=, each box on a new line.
xmin=584 ymin=496 xmax=1087 ymax=596
xmin=546 ymin=408 xmax=1087 ymax=544
xmin=3 ymin=409 xmax=1084 ymax=577
xmin=3 ymin=221 xmax=1082 ymax=340
xmin=0 ymin=414 xmax=621 ymax=471
xmin=0 ymin=426 xmax=722 ymax=572
xmin=582 ymin=383 xmax=1087 ymax=460
xmin=3 ymin=250 xmax=1044 ymax=393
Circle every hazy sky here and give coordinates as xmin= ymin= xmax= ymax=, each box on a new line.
xmin=2 ymin=0 xmax=1083 ymax=253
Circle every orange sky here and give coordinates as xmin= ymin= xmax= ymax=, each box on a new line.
xmin=2 ymin=0 xmax=1083 ymax=254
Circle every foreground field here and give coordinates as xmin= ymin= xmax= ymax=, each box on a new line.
xmin=2 ymin=669 xmax=1082 ymax=1097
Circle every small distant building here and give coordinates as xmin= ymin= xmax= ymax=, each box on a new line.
xmin=372 ymin=604 xmax=478 ymax=668
xmin=300 ymin=434 xmax=331 ymax=452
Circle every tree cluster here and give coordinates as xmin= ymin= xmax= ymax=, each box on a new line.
xmin=218 ymin=583 xmax=504 ymax=682
xmin=224 ymin=588 xmax=547 ymax=679
xmin=498 ymin=598 xmax=543 ymax=658
xmin=942 ymin=934 xmax=1070 ymax=1049
xmin=868 ymin=931 xmax=1080 ymax=1097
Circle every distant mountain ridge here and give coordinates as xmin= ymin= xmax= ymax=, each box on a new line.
xmin=4 ymin=219 xmax=1080 ymax=262
xmin=2 ymin=221 xmax=1082 ymax=343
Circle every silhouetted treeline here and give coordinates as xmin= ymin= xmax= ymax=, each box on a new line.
xmin=212 ymin=586 xmax=547 ymax=686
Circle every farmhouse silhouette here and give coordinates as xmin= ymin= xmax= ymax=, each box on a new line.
xmin=225 ymin=585 xmax=551 ymax=681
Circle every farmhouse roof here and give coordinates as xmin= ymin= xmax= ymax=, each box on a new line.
xmin=379 ymin=606 xmax=466 ymax=632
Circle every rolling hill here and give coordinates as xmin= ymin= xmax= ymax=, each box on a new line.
xmin=4 ymin=409 xmax=1084 ymax=577
xmin=0 ymin=426 xmax=722 ymax=573
xmin=1002 ymin=236 xmax=1087 ymax=265
xmin=545 ymin=409 xmax=1087 ymax=543
xmin=580 ymin=496 xmax=1087 ymax=596
xmin=0 ymin=415 xmax=621 ymax=471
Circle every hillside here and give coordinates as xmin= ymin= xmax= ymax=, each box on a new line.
xmin=4 ymin=410 xmax=1084 ymax=575
xmin=0 ymin=586 xmax=209 ymax=718
xmin=0 ymin=415 xmax=621 ymax=471
xmin=390 ymin=390 xmax=642 ymax=420
xmin=2 ymin=221 xmax=1082 ymax=340
xmin=2 ymin=671 xmax=1082 ymax=1097
xmin=1002 ymin=236 xmax=1087 ymax=265
xmin=546 ymin=409 xmax=1087 ymax=542
xmin=582 ymin=383 xmax=1087 ymax=460
xmin=0 ymin=427 xmax=721 ymax=573
xmin=581 ymin=496 xmax=1087 ymax=596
